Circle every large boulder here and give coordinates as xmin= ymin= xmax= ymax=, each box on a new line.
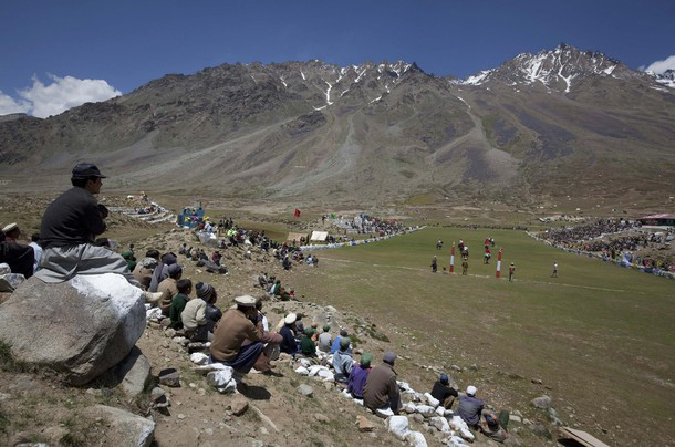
xmin=85 ymin=405 xmax=155 ymax=447
xmin=0 ymin=273 xmax=146 ymax=385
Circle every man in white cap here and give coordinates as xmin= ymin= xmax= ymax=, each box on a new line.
xmin=457 ymin=385 xmax=485 ymax=429
xmin=0 ymin=223 xmax=34 ymax=279
xmin=2 ymin=223 xmax=21 ymax=242
xmin=210 ymin=295 xmax=265 ymax=375
xmin=279 ymin=313 xmax=299 ymax=355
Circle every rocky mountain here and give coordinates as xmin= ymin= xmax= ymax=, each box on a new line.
xmin=0 ymin=44 xmax=673 ymax=206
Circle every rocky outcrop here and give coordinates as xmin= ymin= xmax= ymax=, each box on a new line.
xmin=85 ymin=405 xmax=155 ymax=447
xmin=0 ymin=273 xmax=146 ymax=385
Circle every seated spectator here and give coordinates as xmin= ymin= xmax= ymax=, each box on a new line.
xmin=178 ymin=243 xmax=187 ymax=254
xmin=2 ymin=223 xmax=21 ymax=242
xmin=318 ymin=325 xmax=332 ymax=353
xmin=332 ymin=337 xmax=354 ymax=383
xmin=121 ymin=249 xmax=136 ymax=271
xmin=0 ymin=233 xmax=34 ymax=279
xmin=457 ymin=385 xmax=485 ymax=429
xmin=168 ymin=279 xmax=191 ymax=329
xmin=258 ymin=271 xmax=268 ymax=289
xmin=348 ymin=353 xmax=372 ymax=399
xmin=182 ymin=282 xmax=221 ymax=342
xmin=480 ymin=410 xmax=509 ymax=442
xmin=148 ymin=252 xmax=177 ymax=292
xmin=363 ymin=353 xmax=402 ymax=413
xmin=294 ymin=314 xmax=305 ymax=334
xmin=279 ymin=313 xmax=299 ymax=355
xmin=279 ymin=287 xmax=291 ymax=301
xmin=157 ymin=264 xmax=182 ymax=316
xmin=256 ymin=299 xmax=269 ymax=331
xmin=282 ymin=255 xmax=291 ymax=270
xmin=431 ymin=373 xmax=458 ymax=409
xmin=331 ymin=329 xmax=348 ymax=354
xmin=210 ymin=295 xmax=265 ymax=377
xmin=29 ymin=233 xmax=42 ymax=274
xmin=310 ymin=322 xmax=320 ymax=342
xmin=300 ymin=328 xmax=317 ymax=357
xmin=133 ymin=249 xmax=159 ymax=291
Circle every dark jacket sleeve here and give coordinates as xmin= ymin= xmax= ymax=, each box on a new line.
xmin=83 ymin=199 xmax=106 ymax=237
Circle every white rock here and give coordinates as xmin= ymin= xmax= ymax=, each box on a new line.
xmin=294 ymin=366 xmax=309 ymax=375
xmin=318 ymin=370 xmax=334 ymax=381
xmin=405 ymin=430 xmax=428 ymax=447
xmin=376 ymin=407 xmax=395 ymax=418
xmin=430 ymin=416 xmax=450 ymax=432
xmin=216 ymin=380 xmax=238 ymax=394
xmin=416 ymin=405 xmax=435 ymax=417
xmin=435 ymin=406 xmax=446 ymax=417
xmin=206 ymin=367 xmax=234 ymax=387
xmin=424 ymin=393 xmax=440 ymax=407
xmin=443 ymin=434 xmax=468 ymax=446
xmin=189 ymin=353 xmax=209 ymax=365
xmin=353 ymin=398 xmax=364 ymax=406
xmin=146 ymin=308 xmax=164 ymax=321
xmin=308 ymin=365 xmax=327 ymax=376
xmin=299 ymin=358 xmax=312 ymax=368
xmin=387 ymin=415 xmax=410 ymax=440
xmin=448 ymin=416 xmax=475 ymax=441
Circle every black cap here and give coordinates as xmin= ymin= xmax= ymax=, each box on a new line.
xmin=72 ymin=163 xmax=106 ymax=179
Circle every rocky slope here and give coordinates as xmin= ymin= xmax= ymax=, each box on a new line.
xmin=0 ymin=44 xmax=673 ymax=205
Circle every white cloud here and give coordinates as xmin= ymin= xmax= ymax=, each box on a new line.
xmin=642 ymin=55 xmax=675 ymax=74
xmin=0 ymin=74 xmax=122 ymax=119
xmin=0 ymin=91 xmax=31 ymax=115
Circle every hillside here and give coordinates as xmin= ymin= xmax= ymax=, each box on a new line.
xmin=0 ymin=44 xmax=673 ymax=206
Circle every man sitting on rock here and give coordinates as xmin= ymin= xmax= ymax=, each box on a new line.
xmin=35 ymin=164 xmax=132 ymax=284
xmin=332 ymin=337 xmax=354 ymax=383
xmin=300 ymin=327 xmax=317 ymax=357
xmin=364 ymin=353 xmax=402 ymax=414
xmin=431 ymin=373 xmax=458 ymax=409
xmin=347 ymin=353 xmax=372 ymax=399
xmin=0 ymin=225 xmax=34 ymax=279
xmin=210 ymin=295 xmax=266 ymax=377
xmin=158 ymin=264 xmax=182 ymax=316
xmin=331 ymin=329 xmax=349 ymax=354
xmin=457 ymin=385 xmax=485 ymax=429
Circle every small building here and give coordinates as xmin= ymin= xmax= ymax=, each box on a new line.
xmin=636 ymin=214 xmax=675 ymax=227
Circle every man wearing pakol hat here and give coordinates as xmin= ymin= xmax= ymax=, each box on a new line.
xmin=430 ymin=373 xmax=459 ymax=409
xmin=279 ymin=313 xmax=299 ymax=355
xmin=363 ymin=353 xmax=402 ymax=413
xmin=210 ymin=295 xmax=266 ymax=376
xmin=318 ymin=324 xmax=332 ymax=353
xmin=347 ymin=353 xmax=372 ymax=399
xmin=35 ymin=163 xmax=136 ymax=284
xmin=157 ymin=263 xmax=182 ymax=315
xmin=332 ymin=337 xmax=354 ymax=383
xmin=457 ymin=385 xmax=485 ymax=429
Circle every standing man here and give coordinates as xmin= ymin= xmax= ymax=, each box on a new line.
xmin=508 ymin=262 xmax=516 ymax=282
xmin=431 ymin=256 xmax=438 ymax=273
xmin=551 ymin=261 xmax=558 ymax=278
xmin=35 ymin=163 xmax=135 ymax=283
xmin=462 ymin=258 xmax=469 ymax=275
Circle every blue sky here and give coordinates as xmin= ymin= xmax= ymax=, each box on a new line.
xmin=1 ymin=0 xmax=674 ymax=117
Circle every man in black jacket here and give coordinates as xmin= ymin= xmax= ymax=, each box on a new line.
xmin=35 ymin=163 xmax=136 ymax=284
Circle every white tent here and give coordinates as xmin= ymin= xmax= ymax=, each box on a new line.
xmin=310 ymin=231 xmax=329 ymax=242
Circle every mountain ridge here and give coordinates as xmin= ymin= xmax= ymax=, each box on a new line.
xmin=0 ymin=44 xmax=673 ymax=206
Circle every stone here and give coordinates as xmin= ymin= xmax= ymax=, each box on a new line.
xmin=297 ymin=384 xmax=314 ymax=397
xmin=107 ymin=346 xmax=152 ymax=398
xmin=0 ymin=274 xmax=146 ymax=385
xmin=323 ymin=382 xmax=333 ymax=391
xmin=375 ymin=407 xmax=395 ymax=418
xmin=230 ymin=396 xmax=249 ymax=416
xmin=413 ymin=414 xmax=425 ymax=424
xmin=468 ymin=364 xmax=479 ymax=371
xmin=158 ymin=368 xmax=180 ymax=387
xmin=448 ymin=416 xmax=475 ymax=441
xmin=387 ymin=415 xmax=410 ymax=440
xmin=294 ymin=366 xmax=309 ymax=375
xmin=503 ymin=436 xmax=522 ymax=445
xmin=85 ymin=404 xmax=155 ymax=447
xmin=531 ymin=395 xmax=552 ymax=409
xmin=206 ymin=367 xmax=234 ymax=387
xmin=356 ymin=415 xmax=375 ymax=432
xmin=318 ymin=370 xmax=334 ymax=382
xmin=189 ymin=352 xmax=210 ymax=365
xmin=435 ymin=406 xmax=445 ymax=417
xmin=404 ymin=402 xmax=417 ymax=414
xmin=531 ymin=378 xmax=543 ymax=384
xmin=509 ymin=414 xmax=522 ymax=424
xmin=450 ymin=365 xmax=461 ymax=372
xmin=430 ymin=416 xmax=450 ymax=432
xmin=314 ymin=414 xmax=329 ymax=423
xmin=416 ymin=405 xmax=435 ymax=418
xmin=165 ymin=328 xmax=177 ymax=338
xmin=308 ymin=365 xmax=327 ymax=376
xmin=151 ymin=387 xmax=169 ymax=408
xmin=424 ymin=393 xmax=440 ymax=408
xmin=42 ymin=426 xmax=70 ymax=445
xmin=405 ymin=430 xmax=429 ymax=447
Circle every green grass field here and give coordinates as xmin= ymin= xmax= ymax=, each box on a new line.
xmin=292 ymin=227 xmax=675 ymax=445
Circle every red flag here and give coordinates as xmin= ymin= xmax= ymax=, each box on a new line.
xmin=294 ymin=208 xmax=301 ymax=218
